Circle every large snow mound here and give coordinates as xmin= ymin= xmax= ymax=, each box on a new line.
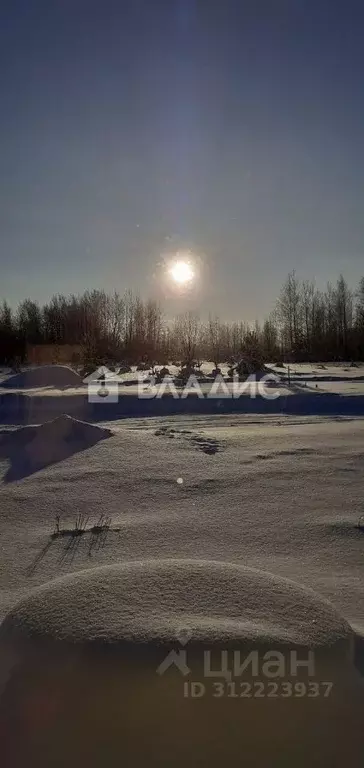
xmin=0 ymin=414 xmax=112 ymax=481
xmin=1 ymin=568 xmax=362 ymax=767
xmin=1 ymin=559 xmax=351 ymax=650
xmin=1 ymin=364 xmax=82 ymax=389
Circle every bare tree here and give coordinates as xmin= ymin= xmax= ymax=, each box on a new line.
xmin=335 ymin=274 xmax=353 ymax=358
xmin=276 ymin=271 xmax=302 ymax=354
xmin=174 ymin=311 xmax=200 ymax=367
xmin=207 ymin=315 xmax=224 ymax=368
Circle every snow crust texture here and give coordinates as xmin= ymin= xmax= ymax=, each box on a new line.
xmin=1 ymin=558 xmax=352 ymax=650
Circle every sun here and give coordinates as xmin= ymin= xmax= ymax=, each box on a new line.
xmin=169 ymin=260 xmax=194 ymax=285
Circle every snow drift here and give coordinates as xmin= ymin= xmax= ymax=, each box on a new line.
xmin=0 ymin=560 xmax=363 ymax=767
xmin=1 ymin=364 xmax=82 ymax=389
xmin=0 ymin=414 xmax=112 ymax=481
xmin=0 ymin=558 xmax=352 ymax=649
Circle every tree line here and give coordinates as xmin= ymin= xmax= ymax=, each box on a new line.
xmin=0 ymin=273 xmax=364 ymax=366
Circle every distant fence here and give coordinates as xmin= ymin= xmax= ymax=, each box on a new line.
xmin=26 ymin=344 xmax=83 ymax=365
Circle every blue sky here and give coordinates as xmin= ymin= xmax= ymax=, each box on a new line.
xmin=1 ymin=0 xmax=364 ymax=320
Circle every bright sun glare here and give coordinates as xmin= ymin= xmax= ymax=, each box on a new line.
xmin=169 ymin=260 xmax=194 ymax=285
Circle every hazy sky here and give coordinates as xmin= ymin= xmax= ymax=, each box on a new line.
xmin=1 ymin=0 xmax=364 ymax=321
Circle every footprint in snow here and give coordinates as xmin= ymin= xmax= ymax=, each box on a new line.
xmin=190 ymin=435 xmax=223 ymax=455
xmin=154 ymin=427 xmax=224 ymax=456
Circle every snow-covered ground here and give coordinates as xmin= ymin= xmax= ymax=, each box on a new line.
xmin=303 ymin=380 xmax=364 ymax=395
xmin=268 ymin=362 xmax=364 ymax=396
xmin=267 ymin=362 xmax=364 ymax=378
xmin=1 ymin=413 xmax=363 ymax=627
xmin=1 ymin=365 xmax=364 ymax=765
